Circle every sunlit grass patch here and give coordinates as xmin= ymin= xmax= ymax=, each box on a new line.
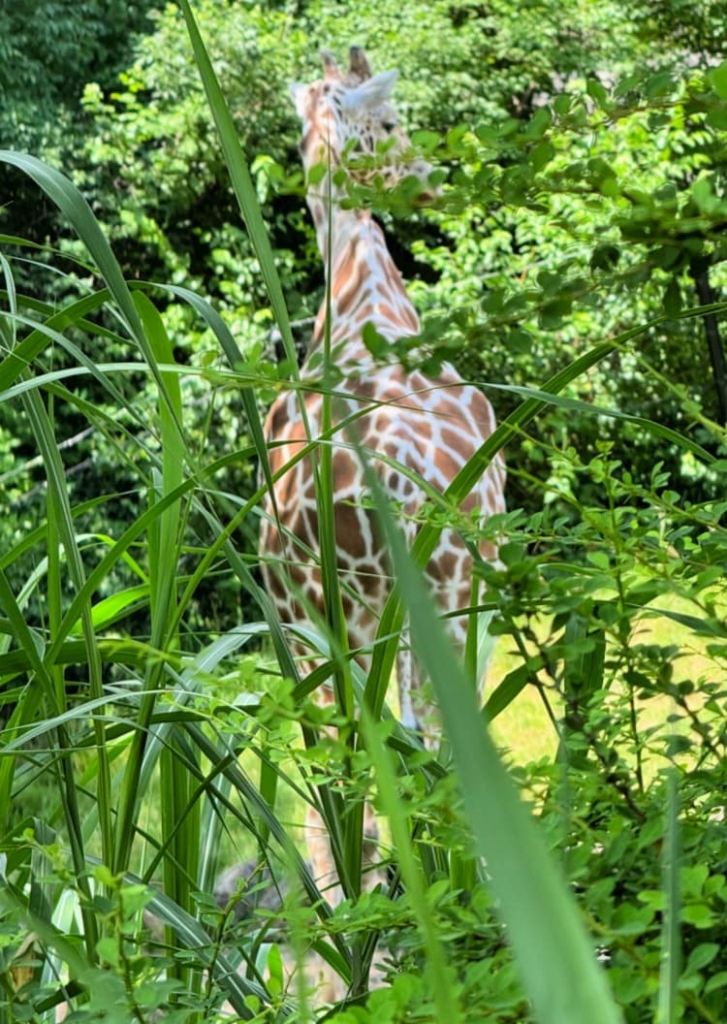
xmin=488 ymin=588 xmax=727 ymax=775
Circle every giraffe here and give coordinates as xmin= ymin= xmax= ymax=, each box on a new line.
xmin=259 ymin=45 xmax=505 ymax=893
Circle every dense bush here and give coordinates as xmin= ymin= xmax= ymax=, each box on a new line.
xmin=1 ymin=2 xmax=727 ymax=1022
xmin=5 ymin=0 xmax=727 ymax=546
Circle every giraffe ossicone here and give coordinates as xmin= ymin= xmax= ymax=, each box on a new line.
xmin=259 ymin=48 xmax=505 ymax=904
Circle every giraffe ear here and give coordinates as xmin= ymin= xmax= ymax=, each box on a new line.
xmin=341 ymin=69 xmax=399 ymax=113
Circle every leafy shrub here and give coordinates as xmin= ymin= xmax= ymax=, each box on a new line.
xmin=1 ymin=3 xmax=727 ymax=1024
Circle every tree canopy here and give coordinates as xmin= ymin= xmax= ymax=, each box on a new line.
xmin=4 ymin=0 xmax=727 ymax=522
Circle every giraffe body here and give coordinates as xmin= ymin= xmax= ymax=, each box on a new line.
xmin=260 ymin=49 xmax=505 ymax=738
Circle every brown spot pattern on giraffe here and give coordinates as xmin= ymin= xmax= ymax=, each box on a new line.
xmin=260 ymin=46 xmax=506 ymax=738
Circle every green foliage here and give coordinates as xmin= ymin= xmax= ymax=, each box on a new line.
xmin=6 ymin=0 xmax=727 ymax=535
xmin=0 ymin=0 xmax=158 ymax=253
xmin=0 ymin=0 xmax=155 ymax=119
xmin=1 ymin=189 xmax=727 ymax=1024
xmin=1 ymin=2 xmax=727 ymax=1023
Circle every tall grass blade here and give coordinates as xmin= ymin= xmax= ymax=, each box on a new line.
xmin=174 ymin=0 xmax=295 ymax=369
xmin=360 ymin=446 xmax=624 ymax=1024
xmin=361 ymin=705 xmax=462 ymax=1021
xmin=658 ymin=755 xmax=682 ymax=1024
xmin=0 ymin=153 xmax=174 ymax=410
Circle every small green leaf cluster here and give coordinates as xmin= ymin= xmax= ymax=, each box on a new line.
xmin=2 ymin=3 xmax=727 ymax=1023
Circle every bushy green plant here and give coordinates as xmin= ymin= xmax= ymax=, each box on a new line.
xmin=1 ymin=3 xmax=727 ymax=1024
xmin=7 ymin=0 xmax=727 ymax=547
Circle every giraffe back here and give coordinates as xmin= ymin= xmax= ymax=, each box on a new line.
xmin=260 ymin=360 xmax=505 ymax=733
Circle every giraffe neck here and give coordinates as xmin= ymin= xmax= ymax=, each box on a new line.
xmin=305 ymin=189 xmax=420 ymax=367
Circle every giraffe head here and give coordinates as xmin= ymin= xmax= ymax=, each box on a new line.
xmin=290 ymin=46 xmax=436 ymax=203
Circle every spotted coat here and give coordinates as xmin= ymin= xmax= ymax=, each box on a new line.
xmin=259 ymin=48 xmax=506 ymax=736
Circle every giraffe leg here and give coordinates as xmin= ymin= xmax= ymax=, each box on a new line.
xmin=397 ymin=645 xmax=440 ymax=751
xmin=303 ymin=676 xmax=386 ymax=905
xmin=396 ymin=643 xmax=418 ymax=734
xmin=305 ymin=787 xmax=386 ymax=902
xmin=361 ymin=800 xmax=387 ymax=894
xmin=306 ymin=803 xmax=344 ymax=907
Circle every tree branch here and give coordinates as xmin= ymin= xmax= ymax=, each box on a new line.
xmin=689 ymin=257 xmax=727 ymax=426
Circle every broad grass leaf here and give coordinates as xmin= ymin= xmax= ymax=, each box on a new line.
xmin=360 ymin=445 xmax=623 ymax=1024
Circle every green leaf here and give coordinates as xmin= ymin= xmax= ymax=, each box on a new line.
xmin=681 ymin=904 xmax=717 ymax=928
xmin=708 ymin=60 xmax=727 ymax=100
xmin=411 ymin=129 xmax=441 ymax=154
xmin=484 ymin=665 xmax=530 ymax=720
xmin=174 ymin=0 xmax=295 ymax=370
xmin=706 ymin=106 xmax=727 ymax=130
xmin=308 ymin=161 xmax=327 ymax=186
xmin=691 ymin=176 xmax=718 ymax=215
xmin=705 ymin=971 xmax=727 ymax=995
xmin=531 ymin=141 xmax=555 ymax=173
xmin=506 ymin=329 xmax=533 ymax=354
xmin=587 ymin=78 xmax=609 ymax=109
xmin=362 ymin=320 xmax=389 ymax=358
xmin=684 ymin=943 xmax=719 ymax=975
xmin=553 ymin=94 xmax=572 ymax=116
xmin=645 ymin=70 xmax=675 ymax=97
xmin=361 ymin=706 xmax=462 ymax=1023
xmin=359 ymin=449 xmax=624 ymax=1024
xmin=663 ymin=279 xmax=682 ymax=317
xmin=96 ymin=936 xmax=120 ymax=968
xmin=525 ymin=107 xmax=552 ymax=139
